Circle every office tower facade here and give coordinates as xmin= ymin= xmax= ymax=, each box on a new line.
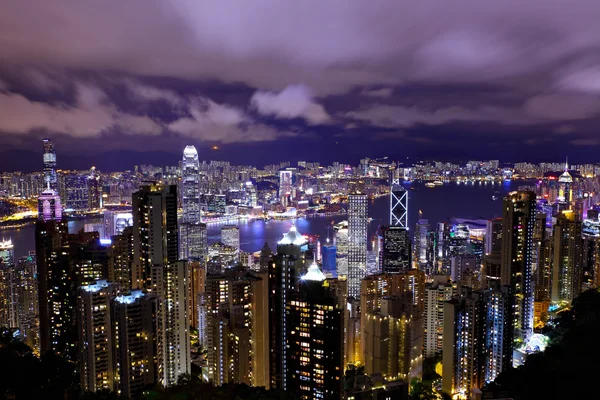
xmin=348 ymin=193 xmax=368 ymax=298
xmin=132 ymin=184 xmax=190 ymax=385
xmin=182 ymin=145 xmax=201 ymax=224
xmin=63 ymin=173 xmax=89 ymax=211
xmin=334 ymin=221 xmax=348 ymax=277
xmin=380 ymin=225 xmax=412 ymax=273
xmin=363 ymin=295 xmax=423 ymax=381
xmin=322 ymin=241 xmax=337 ymax=276
xmin=485 ymin=218 xmax=503 ymax=255
xmin=269 ymin=225 xmax=309 ymax=390
xmin=551 ymin=210 xmax=583 ymax=302
xmin=390 ymin=180 xmax=408 ymax=228
xmin=501 ymin=191 xmax=536 ymax=339
xmin=424 ymin=277 xmax=454 ymax=358
xmin=179 ymin=222 xmax=208 ymax=262
xmin=112 ymin=291 xmax=159 ymax=399
xmin=43 ymin=138 xmax=57 ymax=190
xmin=279 ymin=170 xmax=293 ymax=206
xmin=108 ymin=227 xmax=134 ymax=290
xmin=245 ymin=181 xmax=258 ymax=207
xmin=221 ymin=225 xmax=240 ymax=252
xmin=77 ymin=280 xmax=119 ymax=393
xmin=442 ymin=286 xmax=512 ymax=397
xmin=180 ymin=146 xmax=205 ymax=261
xmin=415 ymin=218 xmax=429 ymax=270
xmin=287 ymin=263 xmax=343 ymax=400
xmin=450 ymin=254 xmax=478 ymax=284
xmin=87 ymin=169 xmax=102 ymax=210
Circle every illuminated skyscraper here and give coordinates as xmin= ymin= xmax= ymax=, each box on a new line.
xmin=112 ymin=291 xmax=159 ymax=399
xmin=390 ymin=179 xmax=408 ymax=228
xmin=269 ymin=224 xmax=309 ymax=390
xmin=182 ymin=146 xmax=201 ymax=224
xmin=287 ymin=262 xmax=343 ymax=400
xmin=77 ymin=280 xmax=119 ymax=393
xmin=348 ymin=193 xmax=368 ymax=298
xmin=87 ymin=167 xmax=102 ymax=210
xmin=333 ymin=221 xmax=348 ymax=277
xmin=442 ymin=286 xmax=512 ymax=397
xmin=179 ymin=222 xmax=208 ymax=262
xmin=551 ymin=210 xmax=583 ymax=302
xmin=380 ymin=225 xmax=412 ymax=273
xmin=43 ymin=138 xmax=57 ymax=190
xmin=63 ymin=173 xmax=89 ymax=211
xmin=424 ymin=277 xmax=454 ymax=358
xmin=221 ymin=225 xmax=240 ymax=252
xmin=108 ymin=227 xmax=134 ymax=290
xmin=279 ymin=170 xmax=293 ymax=206
xmin=501 ymin=191 xmax=536 ymax=339
xmin=35 ymin=186 xmax=69 ymax=356
xmin=132 ymin=184 xmax=190 ymax=386
xmin=415 ymin=218 xmax=429 ymax=271
xmin=204 ymin=268 xmax=266 ymax=386
xmin=322 ymin=239 xmax=337 ymax=276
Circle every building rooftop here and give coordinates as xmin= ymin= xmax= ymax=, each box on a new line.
xmin=278 ymin=224 xmax=307 ymax=246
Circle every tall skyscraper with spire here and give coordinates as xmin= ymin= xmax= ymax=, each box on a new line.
xmin=182 ymin=145 xmax=201 ymax=223
xmin=381 ymin=167 xmax=412 ymax=273
xmin=43 ymin=138 xmax=57 ymax=191
xmin=180 ymin=146 xmax=207 ymax=262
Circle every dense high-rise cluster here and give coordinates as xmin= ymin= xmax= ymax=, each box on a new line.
xmin=1 ymin=142 xmax=598 ymax=400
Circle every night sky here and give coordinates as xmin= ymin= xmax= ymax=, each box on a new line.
xmin=2 ymin=0 xmax=600 ymax=171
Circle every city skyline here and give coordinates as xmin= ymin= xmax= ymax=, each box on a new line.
xmin=1 ymin=2 xmax=600 ymax=399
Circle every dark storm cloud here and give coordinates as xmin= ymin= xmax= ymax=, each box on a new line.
xmin=1 ymin=0 xmax=600 ymax=155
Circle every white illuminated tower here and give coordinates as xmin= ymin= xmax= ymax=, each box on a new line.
xmin=390 ymin=173 xmax=408 ymax=228
xmin=348 ymin=193 xmax=368 ymax=298
xmin=182 ymin=146 xmax=201 ymax=223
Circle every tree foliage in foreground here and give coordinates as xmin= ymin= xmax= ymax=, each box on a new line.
xmin=0 ymin=328 xmax=78 ymax=400
xmin=490 ymin=289 xmax=600 ymax=400
xmin=143 ymin=374 xmax=296 ymax=400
